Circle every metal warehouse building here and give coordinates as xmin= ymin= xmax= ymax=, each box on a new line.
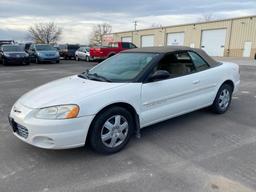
xmin=112 ymin=15 xmax=256 ymax=58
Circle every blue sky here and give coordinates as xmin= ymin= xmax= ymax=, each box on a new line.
xmin=0 ymin=0 xmax=255 ymax=43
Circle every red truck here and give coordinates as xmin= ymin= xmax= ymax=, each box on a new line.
xmin=90 ymin=42 xmax=137 ymax=60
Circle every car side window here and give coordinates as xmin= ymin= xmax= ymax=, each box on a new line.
xmin=188 ymin=51 xmax=210 ymax=71
xmin=122 ymin=42 xmax=136 ymax=49
xmin=156 ymin=51 xmax=196 ymax=78
xmin=129 ymin=43 xmax=137 ymax=49
xmin=122 ymin=42 xmax=130 ymax=49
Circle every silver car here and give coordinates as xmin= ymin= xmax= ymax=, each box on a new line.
xmin=75 ymin=47 xmax=90 ymax=62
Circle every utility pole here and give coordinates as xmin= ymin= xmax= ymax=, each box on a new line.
xmin=133 ymin=21 xmax=138 ymax=31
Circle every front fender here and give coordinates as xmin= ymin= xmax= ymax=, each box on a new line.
xmin=77 ymin=83 xmax=142 ymax=117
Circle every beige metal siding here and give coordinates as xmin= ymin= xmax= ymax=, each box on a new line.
xmin=113 ymin=16 xmax=256 ymax=58
xmin=229 ymin=17 xmax=256 ymax=57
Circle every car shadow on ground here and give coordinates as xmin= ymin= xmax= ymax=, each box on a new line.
xmin=21 ymin=107 xmax=215 ymax=160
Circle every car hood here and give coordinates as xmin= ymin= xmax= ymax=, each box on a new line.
xmin=18 ymin=75 xmax=127 ymax=108
xmin=4 ymin=52 xmax=27 ymax=56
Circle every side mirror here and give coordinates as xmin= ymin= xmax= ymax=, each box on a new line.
xmin=148 ymin=70 xmax=171 ymax=82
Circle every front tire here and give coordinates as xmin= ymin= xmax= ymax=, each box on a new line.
xmin=85 ymin=56 xmax=90 ymax=62
xmin=89 ymin=107 xmax=134 ymax=154
xmin=2 ymin=58 xmax=7 ymax=65
xmin=35 ymin=57 xmax=40 ymax=64
xmin=212 ymin=84 xmax=233 ymax=114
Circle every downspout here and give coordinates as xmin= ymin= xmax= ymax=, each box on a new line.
xmin=227 ymin=19 xmax=234 ymax=57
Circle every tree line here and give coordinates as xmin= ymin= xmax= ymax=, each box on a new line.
xmin=28 ymin=22 xmax=112 ymax=46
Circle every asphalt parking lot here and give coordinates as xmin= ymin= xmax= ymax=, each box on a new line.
xmin=0 ymin=59 xmax=256 ymax=192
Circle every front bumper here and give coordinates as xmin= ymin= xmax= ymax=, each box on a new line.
xmin=5 ymin=57 xmax=29 ymax=64
xmin=9 ymin=102 xmax=94 ymax=149
xmin=60 ymin=52 xmax=75 ymax=58
xmin=38 ymin=56 xmax=60 ymax=62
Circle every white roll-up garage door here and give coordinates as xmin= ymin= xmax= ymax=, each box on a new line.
xmin=167 ymin=32 xmax=184 ymax=46
xmin=121 ymin=37 xmax=132 ymax=43
xmin=201 ymin=29 xmax=226 ymax=56
xmin=141 ymin=35 xmax=154 ymax=47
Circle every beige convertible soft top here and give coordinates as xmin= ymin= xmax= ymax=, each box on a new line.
xmin=123 ymin=46 xmax=220 ymax=67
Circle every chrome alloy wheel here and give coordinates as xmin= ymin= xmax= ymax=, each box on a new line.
xmin=218 ymin=89 xmax=230 ymax=111
xmin=101 ymin=115 xmax=129 ymax=148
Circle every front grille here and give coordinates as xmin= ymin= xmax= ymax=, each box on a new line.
xmin=9 ymin=118 xmax=29 ymax=139
xmin=16 ymin=124 xmax=29 ymax=139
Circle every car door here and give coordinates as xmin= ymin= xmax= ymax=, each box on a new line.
xmin=81 ymin=48 xmax=87 ymax=60
xmin=140 ymin=51 xmax=208 ymax=127
xmin=187 ymin=51 xmax=219 ymax=106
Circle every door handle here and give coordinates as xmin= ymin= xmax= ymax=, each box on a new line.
xmin=193 ymin=80 xmax=200 ymax=84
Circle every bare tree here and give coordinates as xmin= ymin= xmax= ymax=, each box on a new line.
xmin=28 ymin=22 xmax=62 ymax=44
xmin=198 ymin=14 xmax=216 ymax=22
xmin=89 ymin=23 xmax=112 ymax=46
xmin=151 ymin=23 xmax=162 ymax=28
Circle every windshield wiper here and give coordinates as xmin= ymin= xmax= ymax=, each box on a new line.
xmin=78 ymin=70 xmax=111 ymax=82
xmin=77 ymin=69 xmax=89 ymax=79
xmin=88 ymin=73 xmax=112 ymax=82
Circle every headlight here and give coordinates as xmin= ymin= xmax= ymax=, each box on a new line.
xmin=37 ymin=52 xmax=42 ymax=56
xmin=35 ymin=105 xmax=79 ymax=120
xmin=4 ymin=53 xmax=10 ymax=57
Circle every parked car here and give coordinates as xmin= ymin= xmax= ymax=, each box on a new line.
xmin=27 ymin=44 xmax=60 ymax=64
xmin=90 ymin=42 xmax=137 ymax=60
xmin=53 ymin=45 xmax=60 ymax=51
xmin=0 ymin=40 xmax=14 ymax=47
xmin=9 ymin=46 xmax=240 ymax=154
xmin=0 ymin=44 xmax=30 ymax=65
xmin=59 ymin=44 xmax=80 ymax=60
xmin=75 ymin=47 xmax=90 ymax=61
xmin=24 ymin=43 xmax=32 ymax=52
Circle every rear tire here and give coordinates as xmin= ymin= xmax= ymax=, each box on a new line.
xmin=212 ymin=84 xmax=233 ymax=114
xmin=89 ymin=107 xmax=134 ymax=154
xmin=56 ymin=60 xmax=60 ymax=64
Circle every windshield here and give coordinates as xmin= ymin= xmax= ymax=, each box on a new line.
xmin=87 ymin=53 xmax=157 ymax=82
xmin=35 ymin=45 xmax=55 ymax=51
xmin=3 ymin=45 xmax=24 ymax=52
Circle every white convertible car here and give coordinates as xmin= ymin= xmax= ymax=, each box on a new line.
xmin=9 ymin=46 xmax=240 ymax=154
